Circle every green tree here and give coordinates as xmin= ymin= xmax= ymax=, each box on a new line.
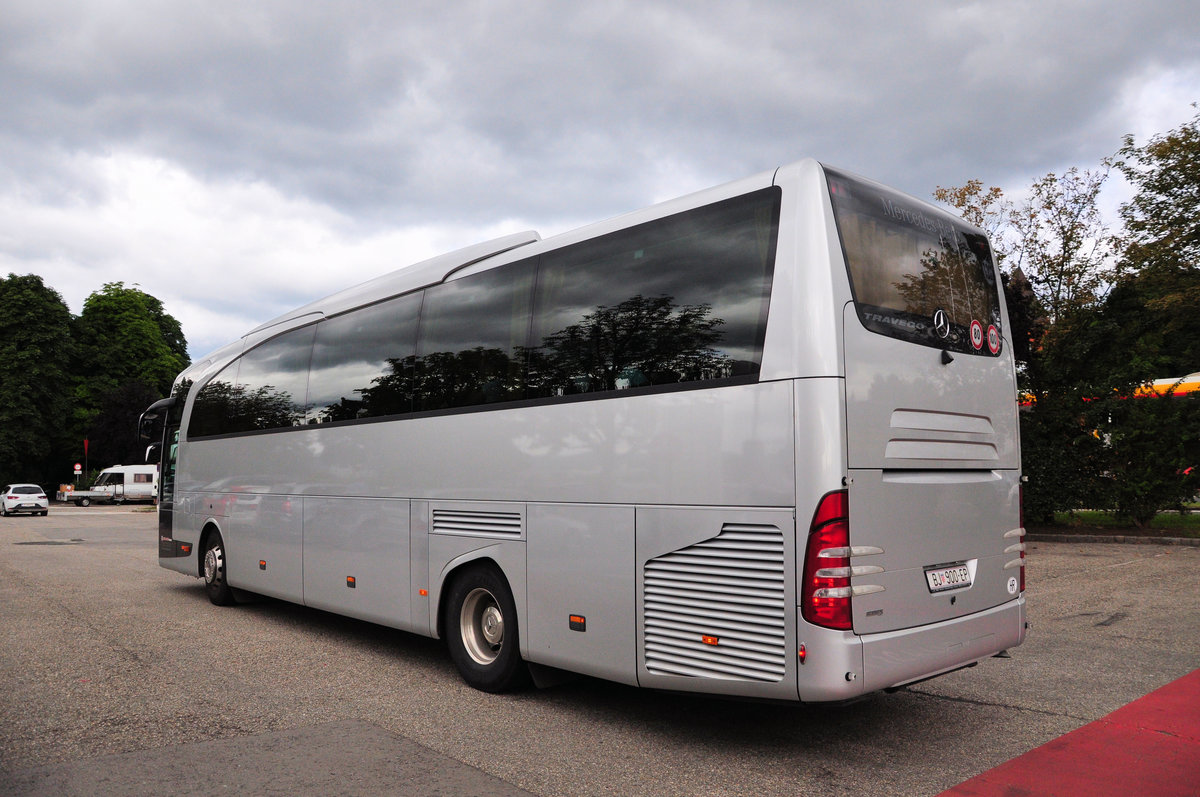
xmin=936 ymin=167 xmax=1112 ymax=325
xmin=1087 ymin=111 xmax=1200 ymax=525
xmin=71 ymin=282 xmax=189 ymax=466
xmin=1010 ymin=167 xmax=1113 ymax=322
xmin=1114 ymin=106 xmax=1200 ymax=273
xmin=0 ymin=274 xmax=74 ymax=486
xmin=934 ymin=154 xmax=1180 ymax=523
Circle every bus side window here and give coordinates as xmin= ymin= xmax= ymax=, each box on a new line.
xmin=415 ymin=258 xmax=536 ymax=412
xmin=307 ymin=291 xmax=422 ymax=424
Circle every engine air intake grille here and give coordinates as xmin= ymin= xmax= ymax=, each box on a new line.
xmin=643 ymin=523 xmax=786 ymax=682
xmin=431 ymin=509 xmax=523 ymax=538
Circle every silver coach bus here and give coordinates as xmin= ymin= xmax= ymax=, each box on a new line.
xmin=143 ymin=159 xmax=1026 ymax=702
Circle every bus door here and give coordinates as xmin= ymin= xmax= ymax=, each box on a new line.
xmin=142 ymin=393 xmax=184 ymax=558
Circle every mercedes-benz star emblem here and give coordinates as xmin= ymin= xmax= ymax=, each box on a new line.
xmin=932 ymin=309 xmax=951 ymax=339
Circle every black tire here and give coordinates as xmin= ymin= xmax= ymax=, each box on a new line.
xmin=78 ymin=497 xmax=91 ymax=507
xmin=444 ymin=563 xmax=530 ymax=693
xmin=202 ymin=531 xmax=237 ymax=606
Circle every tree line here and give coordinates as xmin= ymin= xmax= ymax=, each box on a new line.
xmin=935 ymin=108 xmax=1200 ymax=526
xmin=0 ymin=280 xmax=188 ymax=488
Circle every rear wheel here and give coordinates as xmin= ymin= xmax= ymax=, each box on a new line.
xmin=78 ymin=497 xmax=90 ymax=507
xmin=202 ymin=531 xmax=236 ymax=606
xmin=444 ymin=563 xmax=530 ymax=693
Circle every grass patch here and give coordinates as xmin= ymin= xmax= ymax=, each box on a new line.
xmin=1050 ymin=510 xmax=1200 ymax=535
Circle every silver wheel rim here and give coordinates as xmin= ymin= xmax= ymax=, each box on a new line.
xmin=460 ymin=587 xmax=504 ymax=665
xmin=204 ymin=545 xmax=223 ymax=585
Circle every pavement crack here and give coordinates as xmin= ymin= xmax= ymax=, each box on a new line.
xmin=906 ymin=688 xmax=1091 ymax=722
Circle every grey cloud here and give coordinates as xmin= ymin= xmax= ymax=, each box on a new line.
xmin=6 ymin=1 xmax=1198 ymax=221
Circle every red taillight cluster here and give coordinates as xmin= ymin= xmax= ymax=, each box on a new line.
xmin=802 ymin=490 xmax=853 ymax=631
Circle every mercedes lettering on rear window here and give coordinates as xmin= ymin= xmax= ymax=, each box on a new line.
xmin=826 ymin=166 xmax=1003 ymax=356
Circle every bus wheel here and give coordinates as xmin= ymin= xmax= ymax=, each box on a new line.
xmin=445 ymin=564 xmax=530 ymax=693
xmin=202 ymin=532 xmax=236 ymax=606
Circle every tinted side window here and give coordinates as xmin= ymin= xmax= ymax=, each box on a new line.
xmin=189 ymin=365 xmax=238 ymax=438
xmin=231 ymin=326 xmax=314 ymax=432
xmin=189 ymin=326 xmax=315 ymax=437
xmin=416 ymin=259 xmax=536 ymax=411
xmin=307 ymin=292 xmax=422 ymax=423
xmin=527 ymin=188 xmax=779 ymax=398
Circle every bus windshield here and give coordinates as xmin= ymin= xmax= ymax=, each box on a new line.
xmin=825 ymin=166 xmax=1003 ymax=356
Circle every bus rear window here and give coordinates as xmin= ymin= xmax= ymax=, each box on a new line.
xmin=825 ymin=166 xmax=1003 ymax=356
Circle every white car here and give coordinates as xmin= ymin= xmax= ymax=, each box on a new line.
xmin=2 ymin=484 xmax=49 ymax=516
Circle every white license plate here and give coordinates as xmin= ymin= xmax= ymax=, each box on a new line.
xmin=925 ymin=563 xmax=972 ymax=593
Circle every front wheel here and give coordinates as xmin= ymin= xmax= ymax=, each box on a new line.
xmin=444 ymin=563 xmax=530 ymax=693
xmin=202 ymin=531 xmax=237 ymax=606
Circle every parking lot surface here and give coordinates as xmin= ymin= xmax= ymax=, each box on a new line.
xmin=1 ymin=508 xmax=1197 ymax=795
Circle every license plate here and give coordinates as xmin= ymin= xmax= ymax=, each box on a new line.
xmin=925 ymin=563 xmax=972 ymax=593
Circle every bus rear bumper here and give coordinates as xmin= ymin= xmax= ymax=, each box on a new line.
xmin=860 ymin=596 xmax=1026 ymax=695
xmin=797 ymin=596 xmax=1026 ymax=702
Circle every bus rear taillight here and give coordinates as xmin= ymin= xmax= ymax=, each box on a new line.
xmin=802 ymin=490 xmax=853 ymax=631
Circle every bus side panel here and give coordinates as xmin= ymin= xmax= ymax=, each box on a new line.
xmin=410 ymin=501 xmax=431 ymax=635
xmin=302 ymin=497 xmax=413 ymax=632
xmin=224 ymin=493 xmax=303 ymax=602
xmin=635 ymin=506 xmax=798 ymax=700
xmin=525 ymin=503 xmax=637 ymax=686
xmin=761 ymin=159 xmax=847 ymax=382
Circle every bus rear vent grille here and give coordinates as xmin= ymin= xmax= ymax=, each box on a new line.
xmin=643 ymin=523 xmax=786 ymax=682
xmin=431 ymin=509 xmax=523 ymax=538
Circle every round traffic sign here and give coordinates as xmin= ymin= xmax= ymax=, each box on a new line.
xmin=969 ymin=319 xmax=984 ymax=350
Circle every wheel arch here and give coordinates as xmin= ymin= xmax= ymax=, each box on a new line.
xmin=197 ymin=521 xmax=224 ymax=579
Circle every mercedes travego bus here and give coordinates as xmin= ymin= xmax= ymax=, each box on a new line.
xmin=142 ymin=159 xmax=1026 ymax=702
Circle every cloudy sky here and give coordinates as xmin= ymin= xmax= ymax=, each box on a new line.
xmin=2 ymin=1 xmax=1197 ymax=359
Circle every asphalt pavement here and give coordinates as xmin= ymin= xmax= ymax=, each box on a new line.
xmin=1 ymin=507 xmax=1197 ymax=796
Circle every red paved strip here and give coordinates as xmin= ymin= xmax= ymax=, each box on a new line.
xmin=941 ymin=669 xmax=1200 ymax=797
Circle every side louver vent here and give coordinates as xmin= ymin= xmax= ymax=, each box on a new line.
xmin=431 ymin=509 xmax=523 ymax=538
xmin=643 ymin=523 xmax=786 ymax=682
